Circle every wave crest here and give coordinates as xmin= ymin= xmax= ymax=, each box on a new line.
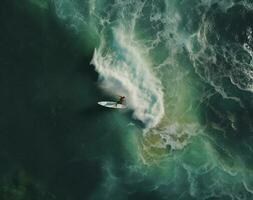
xmin=91 ymin=27 xmax=164 ymax=129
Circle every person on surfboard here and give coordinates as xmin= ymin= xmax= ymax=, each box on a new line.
xmin=116 ymin=95 xmax=125 ymax=106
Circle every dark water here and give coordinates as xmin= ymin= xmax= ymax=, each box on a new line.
xmin=0 ymin=1 xmax=117 ymax=199
xmin=1 ymin=0 xmax=253 ymax=200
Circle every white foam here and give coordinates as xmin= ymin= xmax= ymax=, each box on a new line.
xmin=91 ymin=27 xmax=164 ymax=129
xmin=158 ymin=122 xmax=199 ymax=150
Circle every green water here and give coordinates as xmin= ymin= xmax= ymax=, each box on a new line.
xmin=1 ymin=0 xmax=253 ymax=200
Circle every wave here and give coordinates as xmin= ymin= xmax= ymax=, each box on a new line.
xmin=91 ymin=27 xmax=164 ymax=129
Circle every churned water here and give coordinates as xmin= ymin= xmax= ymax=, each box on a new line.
xmin=1 ymin=0 xmax=253 ymax=199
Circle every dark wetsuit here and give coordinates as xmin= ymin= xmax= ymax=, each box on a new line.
xmin=117 ymin=96 xmax=125 ymax=105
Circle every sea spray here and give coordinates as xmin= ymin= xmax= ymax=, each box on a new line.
xmin=91 ymin=26 xmax=164 ymax=129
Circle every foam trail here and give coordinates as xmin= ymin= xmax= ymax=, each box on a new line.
xmin=91 ymin=27 xmax=164 ymax=129
xmin=52 ymin=0 xmax=165 ymax=129
xmin=185 ymin=1 xmax=253 ymax=94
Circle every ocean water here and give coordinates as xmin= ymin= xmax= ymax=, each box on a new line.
xmin=1 ymin=0 xmax=253 ymax=199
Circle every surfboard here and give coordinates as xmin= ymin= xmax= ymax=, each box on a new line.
xmin=98 ymin=101 xmax=127 ymax=109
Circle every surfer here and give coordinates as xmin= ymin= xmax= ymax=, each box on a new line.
xmin=116 ymin=96 xmax=125 ymax=106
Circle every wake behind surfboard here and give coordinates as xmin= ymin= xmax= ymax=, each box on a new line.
xmin=98 ymin=101 xmax=127 ymax=109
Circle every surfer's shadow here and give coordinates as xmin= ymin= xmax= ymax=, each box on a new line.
xmin=124 ymin=110 xmax=146 ymax=129
xmin=80 ymin=105 xmax=146 ymax=129
xmin=80 ymin=104 xmax=113 ymax=118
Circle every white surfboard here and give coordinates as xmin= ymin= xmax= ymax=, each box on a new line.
xmin=98 ymin=101 xmax=127 ymax=109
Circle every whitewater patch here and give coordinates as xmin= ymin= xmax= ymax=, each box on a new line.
xmin=91 ymin=27 xmax=164 ymax=129
xmin=185 ymin=1 xmax=253 ymax=94
xmin=89 ymin=0 xmax=204 ymax=157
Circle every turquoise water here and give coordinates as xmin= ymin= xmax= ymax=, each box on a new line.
xmin=1 ymin=0 xmax=253 ymax=199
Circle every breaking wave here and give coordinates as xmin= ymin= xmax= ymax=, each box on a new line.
xmin=41 ymin=0 xmax=253 ymax=198
xmin=91 ymin=27 xmax=164 ymax=129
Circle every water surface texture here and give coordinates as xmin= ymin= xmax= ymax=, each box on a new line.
xmin=1 ymin=0 xmax=253 ymax=199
